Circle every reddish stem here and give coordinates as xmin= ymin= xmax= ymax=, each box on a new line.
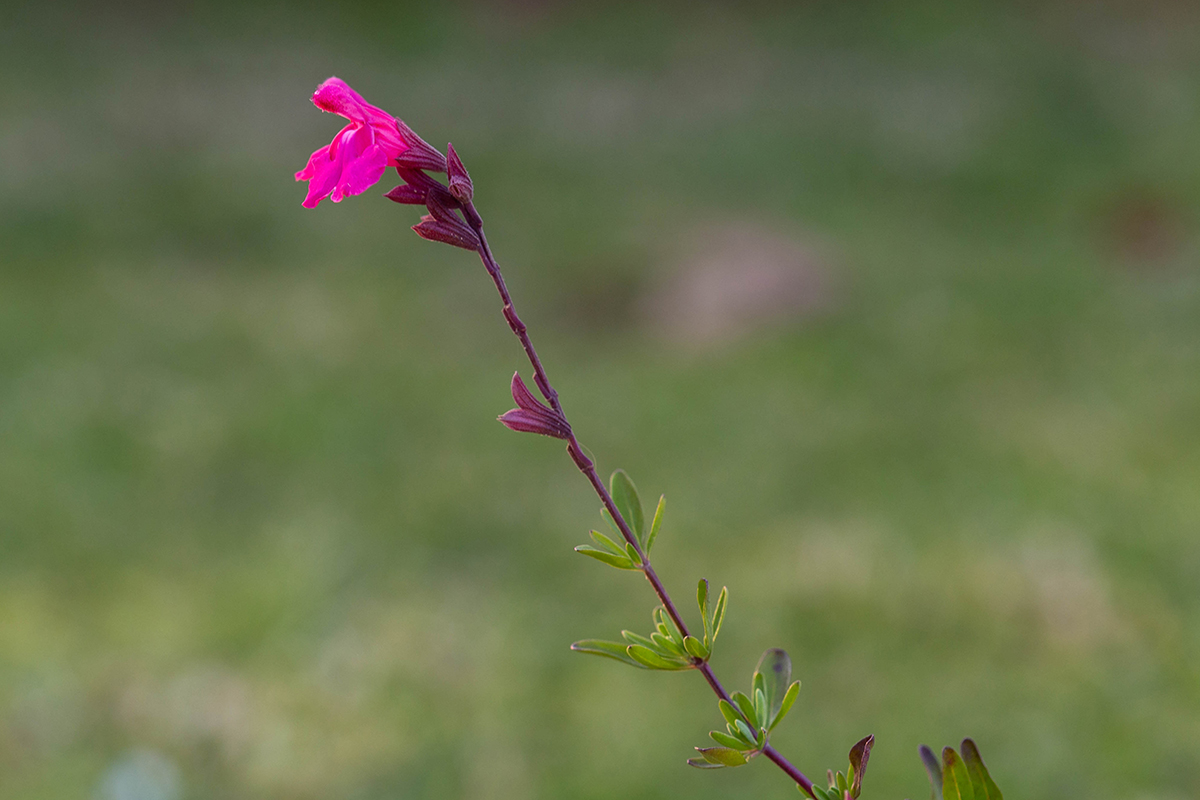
xmin=459 ymin=199 xmax=815 ymax=797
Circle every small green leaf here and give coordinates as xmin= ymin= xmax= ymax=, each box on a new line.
xmin=960 ymin=740 xmax=1002 ymax=800
xmin=697 ymin=746 xmax=747 ymax=767
xmin=651 ymin=632 xmax=686 ymax=657
xmin=697 ymin=578 xmax=709 ymax=633
xmin=573 ymin=545 xmax=634 ymax=569
xmin=835 ymin=771 xmax=848 ymax=793
xmin=726 ymin=722 xmax=756 ymax=747
xmin=731 ymin=691 xmax=758 ymax=728
xmin=610 ymin=469 xmax=645 ymax=547
xmin=624 ymin=542 xmax=643 ymax=566
xmin=920 ymin=745 xmax=942 ymax=800
xmin=710 ymin=586 xmax=728 ymax=642
xmin=687 ymin=758 xmax=726 ymax=769
xmin=709 ymin=730 xmax=745 ymax=749
xmin=753 ymin=688 xmax=768 ymax=731
xmin=647 ymin=495 xmax=665 ymax=552
xmin=653 ymin=607 xmax=683 ymax=644
xmin=570 ymin=640 xmax=647 ymax=668
xmin=771 ymin=681 xmax=801 ymax=730
xmin=718 ymin=699 xmax=740 ymax=727
xmin=848 ymin=735 xmax=873 ymax=798
xmin=942 ymin=748 xmax=975 ymax=800
xmin=683 ymin=635 xmax=709 ymax=660
xmin=588 ymin=529 xmax=625 ymax=554
xmin=755 ymin=648 xmax=792 ymax=723
xmin=626 ymin=644 xmax=689 ymax=670
xmin=620 ymin=630 xmax=656 ymax=649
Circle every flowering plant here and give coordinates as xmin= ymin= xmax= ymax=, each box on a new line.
xmin=297 ymin=76 xmax=1006 ymax=800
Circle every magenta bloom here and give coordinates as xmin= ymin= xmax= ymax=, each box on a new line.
xmin=295 ymin=77 xmax=410 ymax=208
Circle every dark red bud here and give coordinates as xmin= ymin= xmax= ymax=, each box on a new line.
xmin=446 ymin=143 xmax=474 ymax=203
xmin=497 ymin=408 xmax=571 ymax=439
xmin=384 ymin=184 xmax=427 ymax=204
xmin=412 ymin=216 xmax=480 ymax=250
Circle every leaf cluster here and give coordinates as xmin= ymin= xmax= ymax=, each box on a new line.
xmin=688 ymin=648 xmax=802 ymax=769
xmin=920 ymin=740 xmax=1003 ymax=800
xmin=807 ymin=735 xmax=873 ymax=800
xmin=573 ymin=470 xmax=664 ymax=570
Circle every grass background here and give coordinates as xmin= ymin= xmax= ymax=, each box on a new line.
xmin=3 ymin=2 xmax=1200 ymax=798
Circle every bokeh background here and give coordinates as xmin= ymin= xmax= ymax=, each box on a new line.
xmin=4 ymin=2 xmax=1200 ymax=798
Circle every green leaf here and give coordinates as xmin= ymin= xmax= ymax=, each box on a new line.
xmin=610 ymin=469 xmax=644 ymax=547
xmin=624 ymin=542 xmax=643 ymax=566
xmin=697 ymin=578 xmax=709 ymax=637
xmin=771 ymin=681 xmax=801 ymax=730
xmin=920 ymin=745 xmax=942 ymax=800
xmin=601 ymin=507 xmax=622 ymax=539
xmin=589 ymin=529 xmax=626 ymax=555
xmin=687 ymin=758 xmax=726 ymax=769
xmin=753 ymin=688 xmax=767 ymax=731
xmin=941 ymin=748 xmax=975 ymax=800
xmin=651 ymin=632 xmax=686 ymax=657
xmin=573 ymin=545 xmax=634 ymax=569
xmin=836 ymin=771 xmax=848 ymax=793
xmin=647 ymin=495 xmax=665 ymax=552
xmin=848 ymin=735 xmax=873 ymax=798
xmin=734 ymin=719 xmax=757 ymax=745
xmin=731 ymin=691 xmax=758 ymax=728
xmin=626 ymin=644 xmax=689 ymax=670
xmin=683 ymin=635 xmax=709 ymax=660
xmin=718 ymin=699 xmax=740 ymax=727
xmin=570 ymin=640 xmax=647 ymax=668
xmin=960 ymin=740 xmax=1002 ymax=800
xmin=755 ymin=648 xmax=792 ymax=724
xmin=709 ymin=730 xmax=745 ymax=749
xmin=653 ymin=607 xmax=682 ymax=644
xmin=620 ymin=630 xmax=656 ymax=649
xmin=710 ymin=586 xmax=728 ymax=642
xmin=696 ymin=746 xmax=747 ymax=767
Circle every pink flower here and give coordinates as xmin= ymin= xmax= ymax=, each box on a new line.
xmin=295 ymin=77 xmax=410 ymax=209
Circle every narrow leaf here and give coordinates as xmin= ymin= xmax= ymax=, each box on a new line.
xmin=570 ymin=640 xmax=646 ymax=668
xmin=651 ymin=632 xmax=687 ymax=657
xmin=920 ymin=745 xmax=942 ymax=799
xmin=718 ymin=699 xmax=740 ymax=727
xmin=710 ymin=586 xmax=728 ymax=642
xmin=625 ymin=542 xmax=643 ymax=566
xmin=710 ymin=730 xmax=745 ymax=749
xmin=697 ymin=746 xmax=747 ymax=767
xmin=683 ymin=635 xmax=709 ymax=660
xmin=687 ymin=758 xmax=726 ymax=769
xmin=573 ymin=545 xmax=634 ymax=569
xmin=626 ymin=644 xmax=689 ymax=670
xmin=942 ymin=748 xmax=975 ymax=800
xmin=771 ymin=681 xmax=801 ymax=730
xmin=731 ymin=691 xmax=758 ymax=728
xmin=754 ymin=688 xmax=768 ymax=731
xmin=735 ymin=719 xmax=757 ymax=745
xmin=697 ymin=578 xmax=709 ymax=629
xmin=621 ymin=630 xmax=656 ymax=649
xmin=848 ymin=735 xmax=873 ymax=798
xmin=601 ymin=508 xmax=622 ymax=539
xmin=647 ymin=495 xmax=665 ymax=552
xmin=609 ymin=469 xmax=644 ymax=546
xmin=755 ymin=648 xmax=792 ymax=723
xmin=960 ymin=740 xmax=1003 ymax=800
xmin=589 ymin=530 xmax=626 ymax=555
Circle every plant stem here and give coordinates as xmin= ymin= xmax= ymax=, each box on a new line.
xmin=460 ymin=200 xmax=815 ymax=798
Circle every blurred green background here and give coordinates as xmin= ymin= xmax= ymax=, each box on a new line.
xmin=3 ymin=2 xmax=1200 ymax=798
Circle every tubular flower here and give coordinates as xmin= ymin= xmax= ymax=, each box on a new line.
xmin=295 ymin=77 xmax=410 ymax=208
